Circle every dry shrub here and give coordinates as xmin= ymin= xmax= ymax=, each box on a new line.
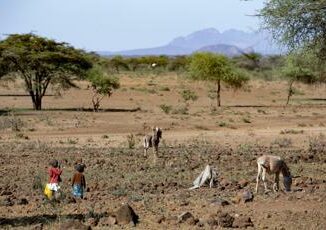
xmin=308 ymin=134 xmax=326 ymax=155
xmin=271 ymin=137 xmax=292 ymax=148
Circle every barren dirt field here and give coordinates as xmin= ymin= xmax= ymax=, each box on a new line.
xmin=0 ymin=73 xmax=326 ymax=229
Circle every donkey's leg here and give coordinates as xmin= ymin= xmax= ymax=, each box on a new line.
xmin=255 ymin=164 xmax=262 ymax=193
xmin=262 ymin=167 xmax=269 ymax=192
xmin=273 ymin=172 xmax=280 ymax=192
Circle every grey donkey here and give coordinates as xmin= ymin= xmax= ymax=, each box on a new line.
xmin=143 ymin=127 xmax=162 ymax=158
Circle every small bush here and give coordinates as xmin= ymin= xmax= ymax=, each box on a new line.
xmin=280 ymin=129 xmax=304 ymax=134
xmin=127 ymin=134 xmax=136 ymax=149
xmin=271 ymin=137 xmax=292 ymax=148
xmin=0 ymin=112 xmax=25 ymax=131
xmin=172 ymin=105 xmax=189 ymax=115
xmin=67 ymin=138 xmax=78 ymax=144
xmin=242 ymin=117 xmax=251 ymax=123
xmin=102 ymin=134 xmax=109 ymax=139
xmin=180 ymin=89 xmax=198 ymax=102
xmin=159 ymin=86 xmax=170 ymax=91
xmin=112 ymin=188 xmax=127 ymax=197
xmin=308 ymin=134 xmax=326 ymax=155
xmin=159 ymin=104 xmax=173 ymax=114
xmin=218 ymin=121 xmax=227 ymax=127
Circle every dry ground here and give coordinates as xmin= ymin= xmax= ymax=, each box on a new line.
xmin=0 ymin=73 xmax=326 ymax=229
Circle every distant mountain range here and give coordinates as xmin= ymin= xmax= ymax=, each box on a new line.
xmin=98 ymin=28 xmax=283 ymax=57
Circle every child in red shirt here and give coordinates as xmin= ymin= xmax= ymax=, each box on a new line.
xmin=48 ymin=159 xmax=63 ymax=196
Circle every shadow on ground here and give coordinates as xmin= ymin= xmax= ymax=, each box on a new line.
xmin=0 ymin=212 xmax=108 ymax=227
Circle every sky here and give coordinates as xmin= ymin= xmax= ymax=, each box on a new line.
xmin=0 ymin=0 xmax=265 ymax=52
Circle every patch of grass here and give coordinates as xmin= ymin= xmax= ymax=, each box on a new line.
xmin=218 ymin=121 xmax=227 ymax=127
xmin=101 ymin=134 xmax=109 ymax=139
xmin=0 ymin=112 xmax=25 ymax=131
xmin=194 ymin=125 xmax=209 ymax=130
xmin=280 ymin=129 xmax=304 ymax=134
xmin=133 ymin=87 xmax=157 ymax=94
xmin=128 ymin=194 xmax=143 ymax=202
xmin=308 ymin=133 xmax=326 ymax=155
xmin=172 ymin=105 xmax=188 ymax=115
xmin=271 ymin=137 xmax=292 ymax=148
xmin=15 ymin=132 xmax=29 ymax=139
xmin=67 ymin=138 xmax=78 ymax=144
xmin=257 ymin=109 xmax=267 ymax=114
xmin=127 ymin=134 xmax=136 ymax=149
xmin=112 ymin=188 xmax=127 ymax=197
xmin=159 ymin=86 xmax=170 ymax=91
xmin=297 ymin=123 xmax=307 ymax=127
xmin=242 ymin=117 xmax=251 ymax=123
xmin=159 ymin=104 xmax=173 ymax=114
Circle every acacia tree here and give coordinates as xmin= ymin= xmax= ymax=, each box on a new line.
xmin=87 ymin=65 xmax=120 ymax=112
xmin=259 ymin=0 xmax=326 ymax=61
xmin=282 ymin=53 xmax=318 ymax=105
xmin=188 ymin=52 xmax=248 ymax=107
xmin=0 ymin=34 xmax=92 ymax=110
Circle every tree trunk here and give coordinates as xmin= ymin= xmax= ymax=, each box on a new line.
xmin=216 ymin=80 xmax=221 ymax=107
xmin=29 ymin=90 xmax=42 ymax=110
xmin=286 ymin=80 xmax=294 ymax=106
xmin=33 ymin=95 xmax=42 ymax=110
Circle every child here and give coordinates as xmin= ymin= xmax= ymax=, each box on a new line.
xmin=47 ymin=159 xmax=63 ymax=199
xmin=72 ymin=163 xmax=86 ymax=199
xmin=74 ymin=158 xmax=86 ymax=171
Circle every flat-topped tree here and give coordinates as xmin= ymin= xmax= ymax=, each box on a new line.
xmin=0 ymin=34 xmax=92 ymax=110
xmin=188 ymin=52 xmax=248 ymax=107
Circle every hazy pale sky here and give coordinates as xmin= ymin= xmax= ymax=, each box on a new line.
xmin=0 ymin=0 xmax=264 ymax=51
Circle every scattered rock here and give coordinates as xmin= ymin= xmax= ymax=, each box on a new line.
xmin=0 ymin=197 xmax=14 ymax=207
xmin=232 ymin=216 xmax=254 ymax=228
xmin=114 ymin=204 xmax=139 ymax=225
xmin=59 ymin=220 xmax=91 ymax=230
xmin=217 ymin=212 xmax=234 ymax=227
xmin=238 ymin=179 xmax=249 ymax=188
xmin=98 ymin=216 xmax=117 ymax=227
xmin=156 ymin=215 xmax=166 ymax=224
xmin=210 ymin=197 xmax=230 ymax=206
xmin=17 ymin=198 xmax=28 ymax=205
xmin=86 ymin=217 xmax=98 ymax=227
xmin=206 ymin=217 xmax=219 ymax=226
xmin=234 ymin=190 xmax=254 ymax=204
xmin=32 ymin=223 xmax=43 ymax=230
xmin=220 ymin=179 xmax=231 ymax=187
xmin=178 ymin=211 xmax=195 ymax=225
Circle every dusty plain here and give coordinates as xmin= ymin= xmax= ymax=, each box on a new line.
xmin=0 ymin=73 xmax=326 ymax=229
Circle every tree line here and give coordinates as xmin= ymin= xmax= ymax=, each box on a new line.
xmin=1 ymin=0 xmax=325 ymax=111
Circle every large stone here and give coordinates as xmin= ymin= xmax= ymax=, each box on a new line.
xmin=233 ymin=216 xmax=254 ymax=228
xmin=114 ymin=204 xmax=139 ymax=225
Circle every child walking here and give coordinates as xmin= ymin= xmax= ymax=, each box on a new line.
xmin=71 ymin=163 xmax=86 ymax=199
xmin=46 ymin=159 xmax=63 ymax=199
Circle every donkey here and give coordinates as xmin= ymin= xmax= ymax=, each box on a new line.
xmin=255 ymin=155 xmax=292 ymax=193
xmin=143 ymin=127 xmax=162 ymax=158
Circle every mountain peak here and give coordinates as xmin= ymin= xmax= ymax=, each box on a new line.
xmin=99 ymin=28 xmax=282 ymax=56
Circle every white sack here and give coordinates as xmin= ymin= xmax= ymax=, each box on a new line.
xmin=189 ymin=165 xmax=217 ymax=190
